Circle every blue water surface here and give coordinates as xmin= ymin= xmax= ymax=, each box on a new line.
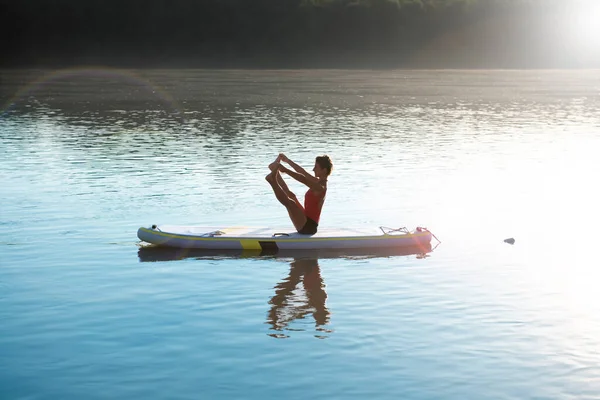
xmin=1 ymin=69 xmax=600 ymax=400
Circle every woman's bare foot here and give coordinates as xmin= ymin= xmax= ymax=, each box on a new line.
xmin=268 ymin=161 xmax=280 ymax=172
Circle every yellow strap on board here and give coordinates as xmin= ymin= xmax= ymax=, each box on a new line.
xmin=239 ymin=239 xmax=262 ymax=250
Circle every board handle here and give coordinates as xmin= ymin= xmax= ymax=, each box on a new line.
xmin=272 ymin=233 xmax=290 ymax=237
xmin=201 ymin=230 xmax=225 ymax=237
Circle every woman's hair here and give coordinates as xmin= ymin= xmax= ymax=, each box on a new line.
xmin=316 ymin=155 xmax=333 ymax=176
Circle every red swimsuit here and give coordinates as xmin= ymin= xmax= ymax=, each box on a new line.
xmin=304 ymin=188 xmax=326 ymax=223
xmin=293 ymin=187 xmax=326 ymax=234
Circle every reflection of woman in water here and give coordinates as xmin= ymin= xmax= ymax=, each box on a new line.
xmin=267 ymin=258 xmax=331 ymax=338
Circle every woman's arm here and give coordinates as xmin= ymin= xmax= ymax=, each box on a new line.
xmin=280 ymin=153 xmax=311 ymax=177
xmin=279 ymin=165 xmax=324 ymax=192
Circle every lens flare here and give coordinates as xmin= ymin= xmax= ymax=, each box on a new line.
xmin=1 ymin=66 xmax=184 ymax=120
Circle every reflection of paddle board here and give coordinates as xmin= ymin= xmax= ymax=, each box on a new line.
xmin=137 ymin=225 xmax=434 ymax=251
xmin=137 ymin=242 xmax=434 ymax=263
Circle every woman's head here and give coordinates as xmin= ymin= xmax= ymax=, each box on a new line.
xmin=314 ymin=155 xmax=333 ymax=177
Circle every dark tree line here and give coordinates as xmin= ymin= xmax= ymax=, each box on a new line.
xmin=0 ymin=0 xmax=593 ymax=68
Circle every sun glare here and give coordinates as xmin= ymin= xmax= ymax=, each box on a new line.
xmin=566 ymin=1 xmax=600 ymax=51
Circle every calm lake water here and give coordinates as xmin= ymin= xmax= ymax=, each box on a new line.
xmin=1 ymin=68 xmax=600 ymax=399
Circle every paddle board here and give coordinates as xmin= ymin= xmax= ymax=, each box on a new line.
xmin=137 ymin=225 xmax=434 ymax=250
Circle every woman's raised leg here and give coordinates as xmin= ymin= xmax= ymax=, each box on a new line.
xmin=266 ymin=164 xmax=307 ymax=231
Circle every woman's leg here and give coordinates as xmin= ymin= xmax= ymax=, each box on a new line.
xmin=266 ymin=165 xmax=307 ymax=231
xmin=269 ymin=161 xmax=300 ymax=204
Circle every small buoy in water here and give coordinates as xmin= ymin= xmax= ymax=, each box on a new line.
xmin=504 ymin=238 xmax=515 ymax=245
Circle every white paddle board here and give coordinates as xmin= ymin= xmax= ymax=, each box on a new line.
xmin=137 ymin=224 xmax=434 ymax=250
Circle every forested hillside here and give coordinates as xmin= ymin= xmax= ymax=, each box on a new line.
xmin=1 ymin=0 xmax=598 ymax=68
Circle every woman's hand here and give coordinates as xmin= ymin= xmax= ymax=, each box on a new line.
xmin=278 ymin=153 xmax=288 ymax=163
